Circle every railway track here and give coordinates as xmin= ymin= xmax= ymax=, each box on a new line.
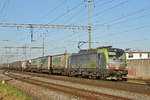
xmin=13 ymin=71 xmax=150 ymax=95
xmin=3 ymin=71 xmax=132 ymax=100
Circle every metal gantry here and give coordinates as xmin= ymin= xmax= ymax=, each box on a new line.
xmin=88 ymin=0 xmax=92 ymax=49
xmin=0 ymin=46 xmax=43 ymax=49
xmin=0 ymin=1 xmax=94 ymax=49
xmin=0 ymin=23 xmax=90 ymax=55
xmin=0 ymin=23 xmax=89 ymax=29
xmin=0 ymin=23 xmax=89 ymax=45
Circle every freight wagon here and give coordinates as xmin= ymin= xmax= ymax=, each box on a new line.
xmin=27 ymin=57 xmax=40 ymax=72
xmin=26 ymin=53 xmax=70 ymax=74
xmin=52 ymin=53 xmax=70 ymax=75
xmin=28 ymin=56 xmax=49 ymax=73
xmin=0 ymin=63 xmax=9 ymax=69
xmin=9 ymin=61 xmax=22 ymax=71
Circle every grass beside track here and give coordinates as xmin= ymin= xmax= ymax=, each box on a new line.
xmin=0 ymin=80 xmax=34 ymax=100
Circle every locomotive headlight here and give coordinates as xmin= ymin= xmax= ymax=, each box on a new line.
xmin=106 ymin=65 xmax=109 ymax=69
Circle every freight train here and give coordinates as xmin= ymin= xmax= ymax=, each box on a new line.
xmin=1 ymin=46 xmax=128 ymax=80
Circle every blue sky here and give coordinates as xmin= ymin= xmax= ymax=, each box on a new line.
xmin=0 ymin=0 xmax=150 ymax=62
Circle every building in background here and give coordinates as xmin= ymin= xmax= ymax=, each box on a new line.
xmin=125 ymin=50 xmax=150 ymax=81
xmin=125 ymin=50 xmax=150 ymax=60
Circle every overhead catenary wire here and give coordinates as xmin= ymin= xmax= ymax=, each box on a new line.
xmin=73 ymin=0 xmax=128 ymax=27
xmin=43 ymin=1 xmax=91 ymax=53
xmin=37 ymin=0 xmax=66 ymax=23
xmin=71 ymin=0 xmax=116 ymax=25
xmin=45 ymin=29 xmax=88 ymax=50
xmin=48 ymin=2 xmax=84 ymax=24
xmin=94 ymin=5 xmax=150 ymax=27
xmin=94 ymin=24 xmax=150 ymax=40
xmin=0 ymin=0 xmax=10 ymax=21
xmin=28 ymin=1 xmax=87 ymax=48
xmin=114 ymin=38 xmax=148 ymax=44
xmin=28 ymin=1 xmax=85 ymax=45
xmin=63 ymin=3 xmax=85 ymax=25
xmin=93 ymin=0 xmax=129 ymax=19
xmin=45 ymin=30 xmax=87 ymax=51
xmin=92 ymin=4 xmax=150 ymax=46
xmin=30 ymin=0 xmax=66 ymax=37
xmin=1 ymin=0 xmax=150 ymax=58
xmin=109 ymin=12 xmax=150 ymax=26
xmin=43 ymin=28 xmax=87 ymax=54
xmin=94 ymin=12 xmax=150 ymax=30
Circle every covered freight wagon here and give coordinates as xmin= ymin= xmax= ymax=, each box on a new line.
xmin=9 ymin=61 xmax=22 ymax=71
xmin=26 ymin=53 xmax=70 ymax=74
xmin=52 ymin=53 xmax=70 ymax=75
xmin=0 ymin=63 xmax=9 ymax=69
xmin=28 ymin=57 xmax=40 ymax=72
xmin=38 ymin=56 xmax=49 ymax=73
xmin=26 ymin=56 xmax=50 ymax=73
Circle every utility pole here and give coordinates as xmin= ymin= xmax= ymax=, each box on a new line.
xmin=23 ymin=45 xmax=26 ymax=61
xmin=42 ymin=32 xmax=45 ymax=57
xmin=88 ymin=0 xmax=92 ymax=49
xmin=30 ymin=25 xmax=34 ymax=42
xmin=64 ymin=47 xmax=67 ymax=54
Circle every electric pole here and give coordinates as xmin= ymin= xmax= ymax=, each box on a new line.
xmin=42 ymin=32 xmax=45 ymax=57
xmin=88 ymin=0 xmax=92 ymax=49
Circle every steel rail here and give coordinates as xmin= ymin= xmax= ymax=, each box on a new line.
xmin=4 ymin=72 xmax=131 ymax=100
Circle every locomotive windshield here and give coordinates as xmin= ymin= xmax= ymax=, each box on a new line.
xmin=108 ymin=49 xmax=125 ymax=60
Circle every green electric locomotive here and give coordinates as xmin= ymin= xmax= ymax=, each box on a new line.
xmin=68 ymin=46 xmax=127 ymax=80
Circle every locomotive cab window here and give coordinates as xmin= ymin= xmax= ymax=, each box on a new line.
xmin=108 ymin=52 xmax=116 ymax=57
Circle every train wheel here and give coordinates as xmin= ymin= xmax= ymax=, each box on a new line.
xmin=88 ymin=75 xmax=92 ymax=79
xmin=68 ymin=72 xmax=72 ymax=77
xmin=92 ymin=76 xmax=97 ymax=80
xmin=122 ymin=78 xmax=127 ymax=81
